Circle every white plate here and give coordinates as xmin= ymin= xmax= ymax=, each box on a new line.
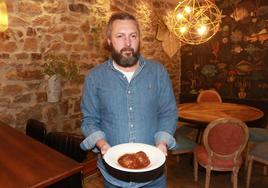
xmin=103 ymin=143 xmax=166 ymax=172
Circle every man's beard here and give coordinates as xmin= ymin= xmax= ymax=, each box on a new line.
xmin=110 ymin=44 xmax=140 ymax=67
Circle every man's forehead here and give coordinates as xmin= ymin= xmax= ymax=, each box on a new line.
xmin=111 ymin=20 xmax=139 ymax=33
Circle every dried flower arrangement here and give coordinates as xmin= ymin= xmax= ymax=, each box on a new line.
xmin=43 ymin=54 xmax=79 ymax=82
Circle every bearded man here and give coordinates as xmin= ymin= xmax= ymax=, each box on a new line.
xmin=80 ymin=12 xmax=177 ymax=188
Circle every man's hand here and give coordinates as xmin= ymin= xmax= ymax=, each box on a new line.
xmin=96 ymin=139 xmax=110 ymax=155
xmin=100 ymin=143 xmax=111 ymax=155
xmin=156 ymin=142 xmax=167 ymax=156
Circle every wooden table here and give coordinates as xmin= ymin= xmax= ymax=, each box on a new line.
xmin=0 ymin=121 xmax=83 ymax=188
xmin=179 ymin=102 xmax=264 ymax=126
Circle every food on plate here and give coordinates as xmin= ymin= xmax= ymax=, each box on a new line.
xmin=118 ymin=151 xmax=150 ymax=169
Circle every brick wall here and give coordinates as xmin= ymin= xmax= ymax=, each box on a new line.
xmin=0 ymin=0 xmax=181 ymax=133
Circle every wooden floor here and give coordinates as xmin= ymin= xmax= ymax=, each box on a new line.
xmin=84 ymin=154 xmax=268 ymax=188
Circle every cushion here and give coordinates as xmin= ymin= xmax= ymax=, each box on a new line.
xmin=195 ymin=145 xmax=242 ymax=169
xmin=249 ymin=128 xmax=268 ymax=142
xmin=171 ymin=132 xmax=197 ymax=152
xmin=208 ymin=123 xmax=245 ymax=155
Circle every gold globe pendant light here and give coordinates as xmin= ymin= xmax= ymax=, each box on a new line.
xmin=170 ymin=0 xmax=221 ymax=45
xmin=0 ymin=0 xmax=8 ymax=32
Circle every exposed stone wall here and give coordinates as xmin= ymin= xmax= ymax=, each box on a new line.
xmin=0 ymin=0 xmax=181 ymax=133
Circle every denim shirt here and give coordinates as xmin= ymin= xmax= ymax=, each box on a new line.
xmin=80 ymin=56 xmax=178 ymax=187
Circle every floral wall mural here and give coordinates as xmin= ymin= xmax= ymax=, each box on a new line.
xmin=181 ymin=0 xmax=268 ymax=99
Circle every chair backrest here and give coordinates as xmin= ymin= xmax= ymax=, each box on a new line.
xmin=197 ymin=89 xmax=222 ymax=103
xmin=45 ymin=132 xmax=87 ymax=163
xmin=26 ymin=119 xmax=47 ymax=143
xmin=203 ymin=117 xmax=249 ymax=161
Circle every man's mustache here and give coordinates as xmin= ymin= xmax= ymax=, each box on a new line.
xmin=120 ymin=47 xmax=134 ymax=54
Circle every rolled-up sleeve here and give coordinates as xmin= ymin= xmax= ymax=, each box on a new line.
xmin=154 ymin=64 xmax=178 ymax=149
xmin=80 ymin=130 xmax=105 ymax=151
xmin=155 ymin=131 xmax=176 ymax=149
xmin=80 ymin=73 xmax=104 ymax=151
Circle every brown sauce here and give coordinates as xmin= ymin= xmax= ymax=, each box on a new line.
xmin=118 ymin=151 xmax=150 ymax=169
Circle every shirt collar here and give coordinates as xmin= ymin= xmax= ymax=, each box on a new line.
xmin=107 ymin=56 xmax=146 ymax=71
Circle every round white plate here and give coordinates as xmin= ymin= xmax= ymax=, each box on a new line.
xmin=103 ymin=143 xmax=166 ymax=172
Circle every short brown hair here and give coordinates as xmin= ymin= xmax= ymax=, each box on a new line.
xmin=106 ymin=12 xmax=140 ymax=38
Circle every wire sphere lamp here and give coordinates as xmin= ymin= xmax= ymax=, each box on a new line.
xmin=169 ymin=0 xmax=221 ymax=45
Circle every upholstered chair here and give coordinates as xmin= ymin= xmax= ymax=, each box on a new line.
xmin=188 ymin=89 xmax=223 ymax=143
xmin=197 ymin=89 xmax=222 ymax=103
xmin=246 ymin=141 xmax=268 ymax=188
xmin=45 ymin=132 xmax=87 ymax=163
xmin=170 ymin=126 xmax=197 ymax=160
xmin=45 ymin=132 xmax=98 ymax=178
xmin=245 ymin=126 xmax=268 ymax=170
xmin=249 ymin=127 xmax=268 ymax=142
xmin=26 ymin=119 xmax=47 ymax=143
xmin=194 ymin=117 xmax=249 ymax=188
xmin=167 ymin=126 xmax=197 ymax=177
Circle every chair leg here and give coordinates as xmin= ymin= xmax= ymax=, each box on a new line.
xmin=205 ymin=168 xmax=211 ymax=188
xmin=244 ymin=142 xmax=252 ymax=171
xmin=176 ymin=155 xmax=180 ymax=162
xmin=246 ymin=157 xmax=253 ymax=188
xmin=194 ymin=154 xmax=198 ymax=181
xmin=196 ymin=128 xmax=204 ymax=144
xmin=263 ymin=165 xmax=267 ymax=175
xmin=232 ymin=170 xmax=238 ymax=188
xmin=244 ymin=143 xmax=248 ymax=171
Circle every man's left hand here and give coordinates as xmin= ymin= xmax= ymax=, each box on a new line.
xmin=156 ymin=142 xmax=167 ymax=156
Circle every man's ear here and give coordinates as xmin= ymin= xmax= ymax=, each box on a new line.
xmin=104 ymin=39 xmax=111 ymax=51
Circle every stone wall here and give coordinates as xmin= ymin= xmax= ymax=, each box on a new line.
xmin=0 ymin=0 xmax=181 ymax=133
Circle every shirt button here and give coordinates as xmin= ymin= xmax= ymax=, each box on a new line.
xmin=128 ymin=90 xmax=131 ymax=94
xmin=130 ymin=124 xmax=134 ymax=128
xmin=129 ymin=107 xmax=133 ymax=111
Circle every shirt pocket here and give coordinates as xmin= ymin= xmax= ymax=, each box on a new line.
xmin=97 ymin=85 xmax=123 ymax=119
xmin=136 ymin=80 xmax=158 ymax=110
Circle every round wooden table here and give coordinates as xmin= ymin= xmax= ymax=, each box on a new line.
xmin=178 ymin=102 xmax=264 ymax=126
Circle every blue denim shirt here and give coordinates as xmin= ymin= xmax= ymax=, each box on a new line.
xmin=80 ymin=56 xmax=177 ymax=187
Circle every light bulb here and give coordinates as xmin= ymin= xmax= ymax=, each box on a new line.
xmin=180 ymin=26 xmax=187 ymax=34
xmin=197 ymin=25 xmax=207 ymax=35
xmin=176 ymin=13 xmax=184 ymax=20
xmin=184 ymin=6 xmax=191 ymax=14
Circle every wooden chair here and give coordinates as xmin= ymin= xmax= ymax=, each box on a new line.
xmin=197 ymin=89 xmax=222 ymax=103
xmin=246 ymin=141 xmax=268 ymax=188
xmin=26 ymin=119 xmax=47 ymax=143
xmin=194 ymin=117 xmax=249 ymax=188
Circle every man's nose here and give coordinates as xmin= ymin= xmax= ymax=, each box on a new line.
xmin=124 ymin=37 xmax=131 ymax=47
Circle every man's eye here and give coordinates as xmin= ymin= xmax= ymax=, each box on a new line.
xmin=116 ymin=35 xmax=123 ymax=38
xmin=131 ymin=35 xmax=137 ymax=38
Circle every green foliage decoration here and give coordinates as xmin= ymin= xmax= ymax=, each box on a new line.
xmin=43 ymin=54 xmax=79 ymax=82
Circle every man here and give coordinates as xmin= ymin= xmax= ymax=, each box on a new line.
xmin=80 ymin=12 xmax=178 ymax=188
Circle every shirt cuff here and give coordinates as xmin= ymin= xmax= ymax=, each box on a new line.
xmin=80 ymin=130 xmax=105 ymax=151
xmin=154 ymin=131 xmax=176 ymax=149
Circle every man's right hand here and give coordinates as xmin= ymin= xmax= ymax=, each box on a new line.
xmin=100 ymin=143 xmax=110 ymax=155
xmin=96 ymin=139 xmax=110 ymax=155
